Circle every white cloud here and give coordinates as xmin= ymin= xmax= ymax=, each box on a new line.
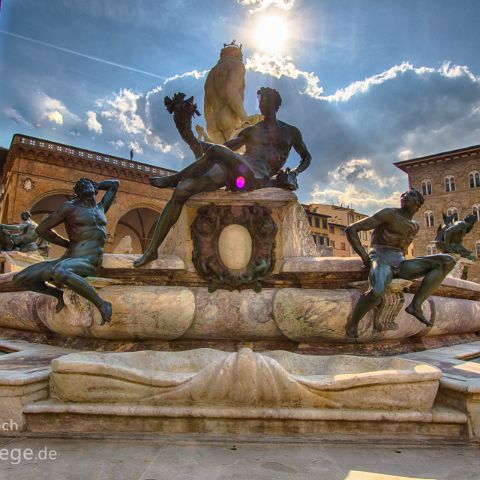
xmin=237 ymin=0 xmax=295 ymax=13
xmin=398 ymin=149 xmax=413 ymax=160
xmin=86 ymin=111 xmax=102 ymax=134
xmin=4 ymin=108 xmax=29 ymax=125
xmin=46 ymin=110 xmax=63 ymax=125
xmin=328 ymin=159 xmax=392 ymax=188
xmin=109 ymin=139 xmax=125 ymax=149
xmin=311 ymin=184 xmax=403 ymax=212
xmin=101 ymin=88 xmax=145 ymax=134
xmin=246 ymin=53 xmax=324 ymax=97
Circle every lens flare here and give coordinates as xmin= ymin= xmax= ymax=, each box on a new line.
xmin=236 ymin=176 xmax=246 ymax=189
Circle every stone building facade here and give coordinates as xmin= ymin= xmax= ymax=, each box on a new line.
xmin=0 ymin=134 xmax=175 ymax=257
xmin=395 ymin=144 xmax=480 ymax=282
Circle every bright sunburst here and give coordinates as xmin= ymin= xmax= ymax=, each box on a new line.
xmin=253 ymin=14 xmax=289 ymax=54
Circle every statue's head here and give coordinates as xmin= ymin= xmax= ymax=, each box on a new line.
xmin=74 ymin=178 xmax=98 ymax=198
xmin=220 ymin=40 xmax=243 ymax=60
xmin=257 ymin=87 xmax=282 ymax=115
xmin=400 ymin=188 xmax=424 ymax=211
xmin=20 ymin=211 xmax=31 ymax=221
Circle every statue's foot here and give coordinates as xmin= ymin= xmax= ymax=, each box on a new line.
xmin=55 ymin=297 xmax=65 ymax=313
xmin=133 ymin=250 xmax=158 ymax=268
xmin=99 ymin=301 xmax=113 ymax=326
xmin=405 ymin=304 xmax=433 ymax=327
xmin=345 ymin=318 xmax=359 ymax=338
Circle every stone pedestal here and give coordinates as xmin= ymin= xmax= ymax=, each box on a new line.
xmin=159 ymin=188 xmax=317 ymax=273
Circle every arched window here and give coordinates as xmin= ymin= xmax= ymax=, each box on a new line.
xmin=421 ymin=179 xmax=432 ymax=196
xmin=476 ymin=241 xmax=480 ymax=259
xmin=447 ymin=207 xmax=459 ymax=222
xmin=424 ymin=210 xmax=435 ymax=227
xmin=427 ymin=244 xmax=437 ymax=255
xmin=444 ymin=175 xmax=456 ymax=192
xmin=473 ymin=205 xmax=480 ymax=221
xmin=469 ymin=171 xmax=480 ymax=188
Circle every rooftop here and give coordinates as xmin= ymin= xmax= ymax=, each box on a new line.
xmin=395 ymin=144 xmax=480 ymax=172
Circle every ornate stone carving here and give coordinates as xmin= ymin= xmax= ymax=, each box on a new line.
xmin=191 ymin=204 xmax=277 ymax=292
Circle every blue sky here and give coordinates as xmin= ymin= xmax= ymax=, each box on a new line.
xmin=1 ymin=0 xmax=480 ymax=212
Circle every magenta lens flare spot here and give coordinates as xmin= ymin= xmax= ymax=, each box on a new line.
xmin=236 ymin=176 xmax=246 ymax=189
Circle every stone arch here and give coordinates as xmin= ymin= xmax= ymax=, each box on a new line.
xmin=29 ymin=192 xmax=73 ymax=258
xmin=112 ymin=206 xmax=161 ymax=254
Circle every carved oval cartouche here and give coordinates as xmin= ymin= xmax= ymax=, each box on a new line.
xmin=218 ymin=224 xmax=252 ymax=270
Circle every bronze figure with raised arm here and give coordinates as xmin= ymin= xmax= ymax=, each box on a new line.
xmin=134 ymin=87 xmax=312 ymax=268
xmin=13 ymin=178 xmax=119 ymax=325
xmin=345 ymin=188 xmax=456 ymax=338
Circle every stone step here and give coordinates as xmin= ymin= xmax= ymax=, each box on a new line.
xmin=23 ymin=401 xmax=468 ymax=440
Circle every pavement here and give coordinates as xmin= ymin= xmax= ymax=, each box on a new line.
xmin=0 ymin=435 xmax=478 ymax=480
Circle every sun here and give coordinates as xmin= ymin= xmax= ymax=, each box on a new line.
xmin=253 ymin=14 xmax=289 ymax=54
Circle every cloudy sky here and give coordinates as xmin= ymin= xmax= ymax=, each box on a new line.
xmin=1 ymin=0 xmax=480 ymax=213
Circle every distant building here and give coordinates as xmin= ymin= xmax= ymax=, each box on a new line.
xmin=303 ymin=204 xmax=372 ymax=257
xmin=395 ymin=144 xmax=480 ymax=281
xmin=0 ymin=134 xmax=175 ymax=257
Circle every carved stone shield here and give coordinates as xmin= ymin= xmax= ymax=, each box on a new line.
xmin=191 ymin=204 xmax=277 ymax=292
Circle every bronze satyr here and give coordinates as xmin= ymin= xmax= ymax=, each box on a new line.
xmin=0 ymin=211 xmax=45 ymax=254
xmin=434 ymin=212 xmax=477 ymax=261
xmin=345 ymin=188 xmax=456 ymax=338
xmin=13 ymin=178 xmax=119 ymax=325
xmin=134 ymin=87 xmax=312 ymax=268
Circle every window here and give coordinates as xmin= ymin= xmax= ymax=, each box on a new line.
xmin=329 ymin=225 xmax=334 ymax=233
xmin=341 ymin=242 xmax=346 ymax=250
xmin=421 ymin=179 xmax=432 ymax=196
xmin=307 ymin=216 xmax=312 ymax=226
xmin=314 ymin=217 xmax=320 ymax=228
xmin=424 ymin=211 xmax=435 ymax=227
xmin=330 ymin=240 xmax=335 ymax=248
xmin=476 ymin=241 xmax=480 ymax=259
xmin=427 ymin=244 xmax=437 ymax=255
xmin=447 ymin=207 xmax=459 ymax=222
xmin=473 ymin=205 xmax=480 ymax=221
xmin=340 ymin=228 xmax=346 ymax=236
xmin=444 ymin=175 xmax=456 ymax=192
xmin=469 ymin=171 xmax=480 ymax=188
xmin=318 ymin=236 xmax=326 ymax=246
xmin=322 ymin=219 xmax=328 ymax=229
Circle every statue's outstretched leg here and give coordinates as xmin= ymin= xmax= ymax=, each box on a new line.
xmin=150 ymin=145 xmax=229 ymax=189
xmin=13 ymin=261 xmax=65 ymax=312
xmin=135 ymin=164 xmax=227 ymax=268
xmin=398 ymin=254 xmax=455 ymax=325
xmin=51 ymin=259 xmax=112 ymax=325
xmin=346 ymin=261 xmax=392 ymax=338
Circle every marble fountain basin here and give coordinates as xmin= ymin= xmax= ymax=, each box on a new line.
xmin=50 ymin=348 xmax=441 ymax=411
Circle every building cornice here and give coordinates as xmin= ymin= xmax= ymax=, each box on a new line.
xmin=394 ymin=144 xmax=480 ymax=172
xmin=4 ymin=134 xmax=176 ymax=185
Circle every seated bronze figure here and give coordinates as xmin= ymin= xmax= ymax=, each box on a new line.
xmin=345 ymin=188 xmax=456 ymax=338
xmin=134 ymin=87 xmax=312 ymax=267
xmin=13 ymin=178 xmax=119 ymax=325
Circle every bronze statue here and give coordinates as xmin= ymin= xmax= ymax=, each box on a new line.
xmin=345 ymin=189 xmax=456 ymax=338
xmin=0 ymin=211 xmax=45 ymax=253
xmin=134 ymin=87 xmax=312 ymax=268
xmin=434 ymin=212 xmax=477 ymax=261
xmin=13 ymin=178 xmax=119 ymax=325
